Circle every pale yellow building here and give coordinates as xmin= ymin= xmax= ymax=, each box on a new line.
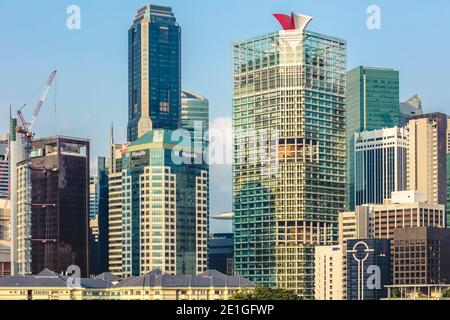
xmin=0 ymin=269 xmax=254 ymax=301
xmin=406 ymin=113 xmax=447 ymax=206
xmin=314 ymin=245 xmax=346 ymax=300
xmin=338 ymin=206 xmax=374 ymax=245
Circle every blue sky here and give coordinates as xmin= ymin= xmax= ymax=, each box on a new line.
xmin=0 ymin=0 xmax=449 ymax=232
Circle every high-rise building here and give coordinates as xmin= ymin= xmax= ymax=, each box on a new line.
xmin=314 ymin=245 xmax=346 ymax=300
xmin=346 ymin=66 xmax=400 ymax=210
xmin=89 ymin=157 xmax=109 ymax=275
xmin=232 ymin=12 xmax=346 ymax=297
xmin=207 ymin=233 xmax=234 ymax=276
xmin=0 ymin=137 xmax=8 ymax=200
xmin=181 ymin=90 xmax=209 ymax=152
xmin=354 ymin=127 xmax=408 ymax=206
xmin=400 ymin=94 xmax=423 ymax=127
xmin=346 ymin=238 xmax=391 ymax=300
xmin=393 ymin=227 xmax=450 ymax=285
xmin=108 ymin=129 xmax=208 ymax=278
xmin=446 ymin=118 xmax=450 ymax=227
xmin=406 ymin=113 xmax=447 ymax=206
xmin=15 ymin=136 xmax=90 ymax=276
xmin=128 ymin=5 xmax=181 ymax=142
xmin=89 ymin=176 xmax=99 ymax=221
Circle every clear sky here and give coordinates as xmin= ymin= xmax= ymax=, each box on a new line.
xmin=1 ymin=0 xmax=449 ymax=233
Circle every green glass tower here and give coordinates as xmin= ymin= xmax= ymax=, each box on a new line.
xmin=232 ymin=13 xmax=346 ymax=298
xmin=346 ymin=67 xmax=400 ymax=210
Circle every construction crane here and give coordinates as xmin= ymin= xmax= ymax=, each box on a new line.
xmin=12 ymin=70 xmax=58 ymax=272
xmin=16 ymin=70 xmax=58 ymax=138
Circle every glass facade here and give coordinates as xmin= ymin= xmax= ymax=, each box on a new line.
xmin=181 ymin=90 xmax=209 ymax=153
xmin=346 ymin=67 xmax=400 ymax=210
xmin=89 ymin=157 xmax=109 ymax=275
xmin=16 ymin=137 xmax=90 ymax=277
xmin=232 ymin=27 xmax=346 ymax=297
xmin=128 ymin=5 xmax=181 ymax=142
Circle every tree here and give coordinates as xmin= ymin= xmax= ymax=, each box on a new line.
xmin=230 ymin=285 xmax=301 ymax=300
xmin=442 ymin=289 xmax=450 ymax=298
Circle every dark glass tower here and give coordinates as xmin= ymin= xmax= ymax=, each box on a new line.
xmin=28 ymin=137 xmax=90 ymax=276
xmin=128 ymin=5 xmax=181 ymax=142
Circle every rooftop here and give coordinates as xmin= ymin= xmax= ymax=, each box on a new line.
xmin=0 ymin=269 xmax=254 ymax=290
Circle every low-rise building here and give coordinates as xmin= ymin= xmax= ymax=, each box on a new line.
xmin=0 ymin=269 xmax=254 ymax=300
xmin=0 ymin=241 xmax=10 ymax=277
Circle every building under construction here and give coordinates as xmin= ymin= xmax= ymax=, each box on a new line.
xmin=15 ymin=136 xmax=90 ymax=276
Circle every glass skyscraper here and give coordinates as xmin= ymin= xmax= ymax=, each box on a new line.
xmin=181 ymin=90 xmax=209 ymax=154
xmin=232 ymin=13 xmax=346 ymax=297
xmin=346 ymin=67 xmax=400 ymax=210
xmin=128 ymin=5 xmax=181 ymax=142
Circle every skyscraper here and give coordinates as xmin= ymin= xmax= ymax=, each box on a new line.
xmin=406 ymin=113 xmax=447 ymax=206
xmin=15 ymin=136 xmax=90 ymax=276
xmin=400 ymin=94 xmax=423 ymax=127
xmin=128 ymin=5 xmax=181 ymax=142
xmin=181 ymin=90 xmax=209 ymax=153
xmin=446 ymin=118 xmax=450 ymax=227
xmin=232 ymin=12 xmax=346 ymax=297
xmin=108 ymin=130 xmax=208 ymax=278
xmin=0 ymin=137 xmax=8 ymax=200
xmin=346 ymin=67 xmax=400 ymax=210
xmin=354 ymin=127 xmax=408 ymax=206
xmin=89 ymin=157 xmax=109 ymax=275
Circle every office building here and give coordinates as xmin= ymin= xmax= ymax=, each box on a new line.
xmin=354 ymin=127 xmax=408 ymax=206
xmin=340 ymin=191 xmax=445 ymax=244
xmin=89 ymin=157 xmax=109 ymax=275
xmin=338 ymin=206 xmax=374 ymax=245
xmin=407 ymin=113 xmax=447 ymax=206
xmin=446 ymin=118 xmax=450 ymax=227
xmin=0 ymin=137 xmax=8 ymax=200
xmin=208 ymin=233 xmax=234 ymax=275
xmin=346 ymin=66 xmax=400 ymax=210
xmin=232 ymin=12 xmax=347 ymax=297
xmin=128 ymin=5 xmax=181 ymax=142
xmin=108 ymin=129 xmax=208 ymax=278
xmin=14 ymin=136 xmax=90 ymax=276
xmin=315 ymin=245 xmax=346 ymax=300
xmin=181 ymin=90 xmax=209 ymax=149
xmin=0 ymin=200 xmax=10 ymax=242
xmin=0 ymin=269 xmax=254 ymax=300
xmin=346 ymin=238 xmax=391 ymax=300
xmin=393 ymin=227 xmax=450 ymax=285
xmin=0 ymin=241 xmax=10 ymax=277
xmin=400 ymin=94 xmax=423 ymax=127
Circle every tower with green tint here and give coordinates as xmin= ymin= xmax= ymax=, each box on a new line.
xmin=232 ymin=13 xmax=346 ymax=298
xmin=346 ymin=67 xmax=400 ymax=210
